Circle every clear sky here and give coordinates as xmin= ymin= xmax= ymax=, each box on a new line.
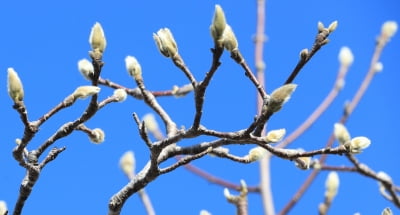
xmin=1 ymin=0 xmax=399 ymax=214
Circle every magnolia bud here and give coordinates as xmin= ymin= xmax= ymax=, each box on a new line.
xmin=381 ymin=21 xmax=398 ymax=38
xmin=269 ymin=84 xmax=297 ymax=112
xmin=142 ymin=113 xmax=159 ymax=133
xmin=222 ymin=24 xmax=238 ymax=52
xmin=120 ymin=151 xmax=135 ymax=177
xmin=333 ymin=123 xmax=351 ymax=145
xmin=200 ymin=210 xmax=212 ymax=215
xmin=78 ymin=59 xmax=94 ymax=80
xmin=265 ymin=128 xmax=286 ymax=143
xmin=73 ymin=86 xmax=101 ymax=99
xmin=382 ymin=207 xmax=393 ymax=215
xmin=294 ymin=156 xmax=311 ymax=170
xmin=153 ymin=28 xmax=178 ymax=58
xmin=317 ymin=21 xmax=325 ymax=32
xmin=0 ymin=201 xmax=7 ymax=215
xmin=7 ymin=67 xmax=24 ymax=102
xmin=89 ymin=22 xmax=106 ymax=52
xmin=299 ymin=48 xmax=308 ymax=60
xmin=328 ymin=20 xmax=338 ymax=33
xmin=338 ymin=46 xmax=354 ymax=67
xmin=125 ymin=56 xmax=142 ymax=81
xmin=348 ymin=136 xmax=371 ymax=154
xmin=210 ymin=4 xmax=227 ymax=43
xmin=374 ymin=62 xmax=383 ymax=73
xmin=113 ymin=89 xmax=127 ymax=102
xmin=325 ymin=171 xmax=339 ymax=200
xmin=248 ymin=147 xmax=266 ymax=162
xmin=89 ymin=128 xmax=105 ymax=144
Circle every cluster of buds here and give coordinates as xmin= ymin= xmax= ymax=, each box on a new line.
xmin=210 ymin=5 xmax=238 ymax=51
xmin=153 ymin=28 xmax=178 ymax=58
xmin=334 ymin=123 xmax=371 ymax=154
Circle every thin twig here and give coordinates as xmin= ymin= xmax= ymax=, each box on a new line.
xmin=279 ymin=26 xmax=396 ymax=215
xmin=277 ymin=62 xmax=350 ymax=149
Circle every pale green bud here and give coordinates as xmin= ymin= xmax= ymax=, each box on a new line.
xmin=73 ymin=86 xmax=101 ymax=99
xmin=269 ymin=84 xmax=297 ymax=112
xmin=333 ymin=123 xmax=351 ymax=145
xmin=125 ymin=56 xmax=142 ymax=81
xmin=120 ymin=151 xmax=135 ymax=176
xmin=222 ymin=24 xmax=238 ymax=52
xmin=89 ymin=128 xmax=105 ymax=144
xmin=325 ymin=171 xmax=339 ymax=200
xmin=265 ymin=128 xmax=286 ymax=143
xmin=153 ymin=28 xmax=178 ymax=58
xmin=78 ymin=58 xmax=94 ymax=80
xmin=381 ymin=21 xmax=398 ymax=38
xmin=113 ymin=89 xmax=127 ymax=102
xmin=348 ymin=136 xmax=371 ymax=154
xmin=338 ymin=46 xmax=354 ymax=67
xmin=89 ymin=22 xmax=107 ymax=52
xmin=7 ymin=67 xmax=24 ymax=102
xmin=210 ymin=4 xmax=227 ymax=43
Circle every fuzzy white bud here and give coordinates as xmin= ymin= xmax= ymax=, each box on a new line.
xmin=125 ymin=56 xmax=142 ymax=81
xmin=89 ymin=128 xmax=105 ymax=144
xmin=382 ymin=207 xmax=393 ymax=215
xmin=73 ymin=86 xmax=101 ymax=99
xmin=89 ymin=22 xmax=106 ymax=52
xmin=265 ymin=128 xmax=286 ymax=143
xmin=113 ymin=89 xmax=127 ymax=102
xmin=269 ymin=84 xmax=297 ymax=112
xmin=381 ymin=21 xmax=398 ymax=38
xmin=334 ymin=123 xmax=351 ymax=145
xmin=210 ymin=4 xmax=227 ymax=43
xmin=153 ymin=28 xmax=178 ymax=58
xmin=120 ymin=151 xmax=135 ymax=177
xmin=349 ymin=136 xmax=371 ymax=154
xmin=328 ymin=20 xmax=338 ymax=33
xmin=222 ymin=24 xmax=238 ymax=52
xmin=142 ymin=113 xmax=159 ymax=133
xmin=338 ymin=46 xmax=354 ymax=67
xmin=7 ymin=67 xmax=24 ymax=102
xmin=325 ymin=171 xmax=340 ymax=200
xmin=78 ymin=59 xmax=94 ymax=80
xmin=248 ymin=147 xmax=266 ymax=162
xmin=0 ymin=201 xmax=7 ymax=215
xmin=374 ymin=62 xmax=384 ymax=73
xmin=200 ymin=210 xmax=212 ymax=215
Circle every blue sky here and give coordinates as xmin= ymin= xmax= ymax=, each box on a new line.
xmin=1 ymin=0 xmax=399 ymax=214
